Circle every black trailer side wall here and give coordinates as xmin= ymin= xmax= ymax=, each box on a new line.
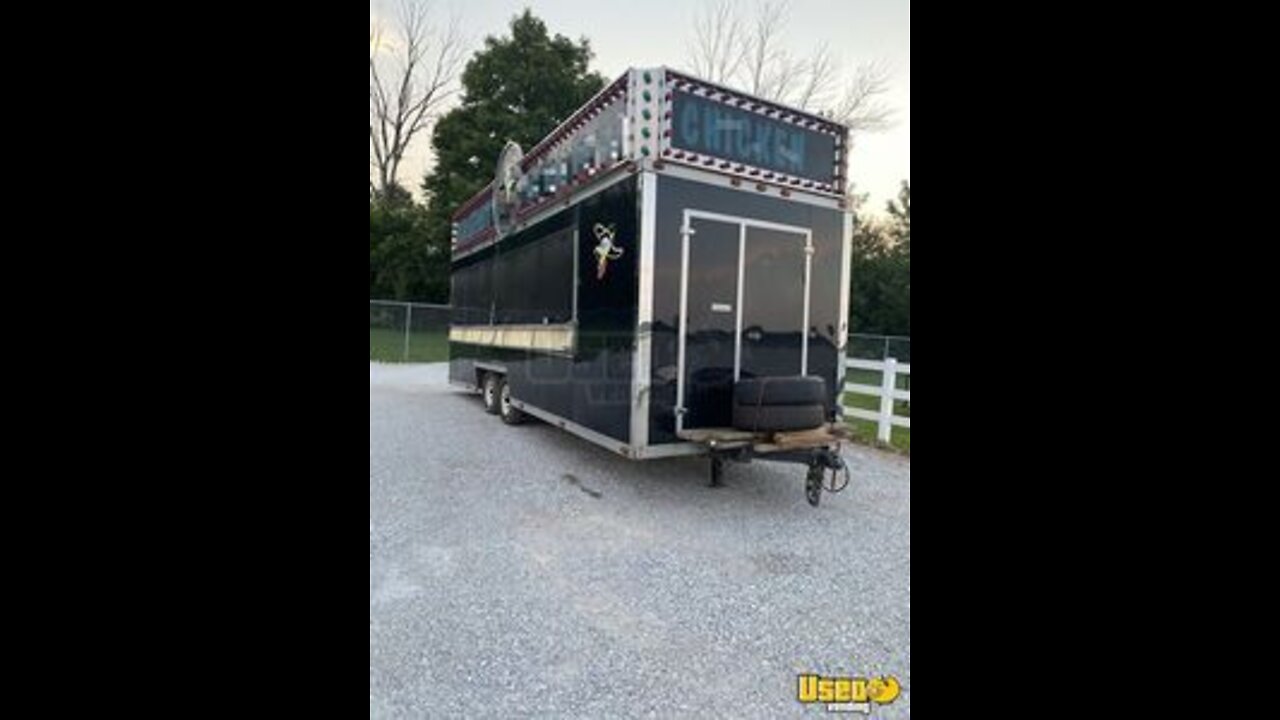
xmin=449 ymin=175 xmax=640 ymax=445
xmin=648 ymin=175 xmax=845 ymax=445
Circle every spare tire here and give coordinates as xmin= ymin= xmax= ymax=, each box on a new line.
xmin=732 ymin=403 xmax=826 ymax=432
xmin=734 ymin=376 xmax=827 ymax=406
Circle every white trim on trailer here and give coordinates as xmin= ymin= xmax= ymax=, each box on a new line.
xmin=802 ymin=236 xmax=812 ymax=375
xmin=449 ymin=324 xmax=576 ymax=355
xmin=512 ymin=399 xmax=634 ymax=458
xmin=838 ymin=209 xmax=853 ymax=387
xmin=634 ymin=441 xmax=708 ymax=459
xmin=630 ymin=171 xmax=657 ymax=454
xmin=733 ymin=223 xmax=746 ymax=381
xmin=675 ymin=212 xmax=693 ymax=435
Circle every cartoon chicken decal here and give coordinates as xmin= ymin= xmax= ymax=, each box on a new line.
xmin=593 ymin=222 xmax=625 ymax=279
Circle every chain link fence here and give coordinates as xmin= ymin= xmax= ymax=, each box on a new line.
xmin=846 ymin=332 xmax=911 ymax=363
xmin=845 ymin=333 xmax=910 ymax=395
xmin=370 ymin=300 xmax=452 ymax=362
xmin=371 ymin=300 xmax=911 ymax=370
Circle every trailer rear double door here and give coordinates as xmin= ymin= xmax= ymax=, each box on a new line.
xmin=678 ymin=211 xmax=812 ymax=432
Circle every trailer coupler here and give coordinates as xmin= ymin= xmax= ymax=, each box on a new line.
xmin=798 ymin=448 xmax=848 ymax=507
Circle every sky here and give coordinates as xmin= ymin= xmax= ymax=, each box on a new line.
xmin=372 ymin=0 xmax=909 ymax=215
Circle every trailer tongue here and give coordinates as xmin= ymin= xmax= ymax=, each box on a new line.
xmin=678 ymin=424 xmax=852 ymax=506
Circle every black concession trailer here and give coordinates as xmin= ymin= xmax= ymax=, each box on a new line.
xmin=447 ymin=67 xmax=854 ymax=505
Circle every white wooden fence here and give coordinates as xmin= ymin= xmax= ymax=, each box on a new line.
xmin=841 ymin=357 xmax=911 ymax=442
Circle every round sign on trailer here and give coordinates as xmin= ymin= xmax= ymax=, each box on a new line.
xmin=492 ymin=141 xmax=524 ymax=237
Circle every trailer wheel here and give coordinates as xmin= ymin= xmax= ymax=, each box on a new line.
xmin=481 ymin=373 xmax=501 ymax=415
xmin=498 ymin=379 xmax=525 ymax=425
xmin=805 ymin=465 xmax=823 ymax=507
xmin=709 ymin=456 xmax=724 ymax=488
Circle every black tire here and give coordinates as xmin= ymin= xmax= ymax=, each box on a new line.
xmin=734 ymin=376 xmax=827 ymax=406
xmin=481 ymin=373 xmax=501 ymax=415
xmin=732 ymin=402 xmax=825 ymax=432
xmin=498 ymin=378 xmax=525 ymax=425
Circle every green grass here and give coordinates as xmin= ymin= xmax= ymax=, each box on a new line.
xmin=842 ymin=367 xmax=911 ymax=454
xmin=370 ymin=328 xmax=450 ymax=363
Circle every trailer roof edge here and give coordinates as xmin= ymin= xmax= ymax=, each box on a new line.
xmin=450 ymin=71 xmax=631 ymax=223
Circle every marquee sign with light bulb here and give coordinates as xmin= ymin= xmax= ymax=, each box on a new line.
xmin=452 ymin=74 xmax=631 ymax=256
xmin=658 ymin=70 xmax=847 ymax=193
xmin=667 ymin=88 xmax=837 ymax=184
xmin=451 ymin=67 xmax=849 ymax=259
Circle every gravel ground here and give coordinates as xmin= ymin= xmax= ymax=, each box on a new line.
xmin=370 ymin=362 xmax=910 ymax=718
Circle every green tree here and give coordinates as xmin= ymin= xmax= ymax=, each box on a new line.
xmin=849 ymin=210 xmax=892 ymax=335
xmin=848 ymin=181 xmax=910 ymax=338
xmin=370 ymin=185 xmax=436 ymax=300
xmin=881 ymin=180 xmax=909 ymax=336
xmin=886 ymin=180 xmax=910 ymax=251
xmin=418 ymin=9 xmax=606 ymax=296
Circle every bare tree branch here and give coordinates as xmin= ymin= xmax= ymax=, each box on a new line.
xmin=794 ymin=42 xmax=837 ymax=110
xmin=370 ymin=0 xmax=467 ymax=198
xmin=761 ymin=50 xmax=804 ymax=106
xmin=744 ymin=0 xmax=789 ymax=97
xmin=681 ymin=0 xmax=896 ymax=139
xmin=832 ymin=61 xmax=895 ymax=132
xmin=687 ymin=0 xmax=747 ymax=83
